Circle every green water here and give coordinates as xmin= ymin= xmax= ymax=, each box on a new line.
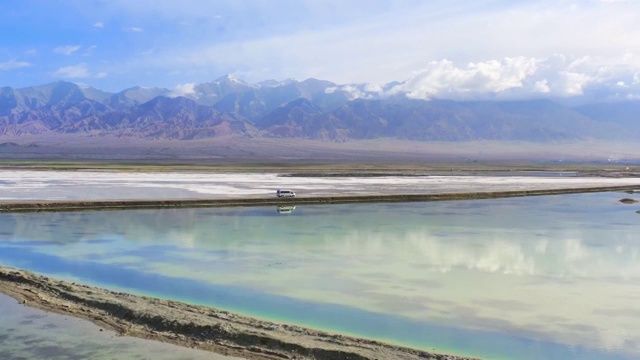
xmin=1 ymin=192 xmax=639 ymax=359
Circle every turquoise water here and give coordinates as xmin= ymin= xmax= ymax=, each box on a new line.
xmin=1 ymin=192 xmax=639 ymax=359
xmin=0 ymin=293 xmax=238 ymax=360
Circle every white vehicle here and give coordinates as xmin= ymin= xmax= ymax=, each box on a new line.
xmin=276 ymin=189 xmax=296 ymax=198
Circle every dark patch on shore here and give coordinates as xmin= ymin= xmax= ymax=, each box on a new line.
xmin=620 ymin=198 xmax=639 ymax=204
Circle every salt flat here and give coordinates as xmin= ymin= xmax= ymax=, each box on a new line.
xmin=0 ymin=170 xmax=639 ymax=201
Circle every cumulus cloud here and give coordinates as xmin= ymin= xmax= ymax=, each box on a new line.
xmin=388 ymin=57 xmax=538 ymax=100
xmin=28 ymin=0 xmax=640 ymax=100
xmin=317 ymin=54 xmax=640 ymax=102
xmin=53 ymin=45 xmax=82 ymax=56
xmin=325 ymin=84 xmax=381 ymax=100
xmin=52 ymin=64 xmax=107 ymax=79
xmin=0 ymin=60 xmax=32 ymax=70
xmin=377 ymin=54 xmax=640 ymax=102
xmin=170 ymin=83 xmax=197 ymax=97
xmin=533 ymin=80 xmax=550 ymax=93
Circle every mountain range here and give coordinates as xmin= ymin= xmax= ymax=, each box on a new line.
xmin=1 ymin=76 xmax=638 ymax=142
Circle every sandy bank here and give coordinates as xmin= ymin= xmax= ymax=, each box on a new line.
xmin=0 ymin=185 xmax=639 ymax=212
xmin=0 ymin=267 xmax=476 ymax=360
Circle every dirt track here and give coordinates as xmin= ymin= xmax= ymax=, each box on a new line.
xmin=1 ymin=185 xmax=639 ymax=212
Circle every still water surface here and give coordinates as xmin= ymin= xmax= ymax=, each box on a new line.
xmin=1 ymin=192 xmax=639 ymax=359
xmin=0 ymin=293 xmax=238 ymax=360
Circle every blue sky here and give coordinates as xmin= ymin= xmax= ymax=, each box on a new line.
xmin=2 ymin=0 xmax=640 ymax=101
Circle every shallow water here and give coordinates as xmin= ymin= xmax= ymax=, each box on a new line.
xmin=0 ymin=293 xmax=239 ymax=360
xmin=1 ymin=192 xmax=640 ymax=359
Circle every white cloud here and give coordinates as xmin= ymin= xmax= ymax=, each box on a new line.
xmin=94 ymin=21 xmax=104 ymax=28
xmin=388 ymin=57 xmax=538 ymax=100
xmin=533 ymin=80 xmax=550 ymax=93
xmin=53 ymin=64 xmax=90 ymax=78
xmin=170 ymin=83 xmax=197 ymax=97
xmin=558 ymin=71 xmax=591 ymax=96
xmin=0 ymin=60 xmax=32 ymax=71
xmin=83 ymin=45 xmax=97 ymax=57
xmin=325 ymin=84 xmax=380 ymax=101
xmin=378 ymin=54 xmax=640 ymax=101
xmin=52 ymin=64 xmax=107 ymax=79
xmin=123 ymin=1 xmax=640 ymax=87
xmin=53 ymin=45 xmax=82 ymax=56
xmin=45 ymin=0 xmax=640 ymax=99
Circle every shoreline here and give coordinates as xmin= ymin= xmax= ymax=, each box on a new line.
xmin=1 ymin=182 xmax=639 ymax=359
xmin=0 ymin=185 xmax=639 ymax=212
xmin=0 ymin=267 xmax=476 ymax=360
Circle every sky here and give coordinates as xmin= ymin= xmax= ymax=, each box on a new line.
xmin=1 ymin=0 xmax=640 ymax=102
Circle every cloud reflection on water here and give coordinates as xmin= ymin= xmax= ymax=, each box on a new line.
xmin=1 ymin=192 xmax=640 ymax=358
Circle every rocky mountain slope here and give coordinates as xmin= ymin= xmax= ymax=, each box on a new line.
xmin=0 ymin=76 xmax=637 ymax=142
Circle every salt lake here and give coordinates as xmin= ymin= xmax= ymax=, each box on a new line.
xmin=0 ymin=293 xmax=239 ymax=360
xmin=1 ymin=187 xmax=639 ymax=359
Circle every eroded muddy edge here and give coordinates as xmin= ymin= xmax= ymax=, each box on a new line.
xmin=0 ymin=267 xmax=476 ymax=360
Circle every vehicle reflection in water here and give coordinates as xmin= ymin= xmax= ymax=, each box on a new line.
xmin=277 ymin=205 xmax=296 ymax=214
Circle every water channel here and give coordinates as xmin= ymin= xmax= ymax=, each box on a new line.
xmin=1 ymin=191 xmax=639 ymax=359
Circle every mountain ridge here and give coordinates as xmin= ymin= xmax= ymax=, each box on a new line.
xmin=0 ymin=78 xmax=638 ymax=142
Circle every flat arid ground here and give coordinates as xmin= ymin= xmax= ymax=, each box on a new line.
xmin=0 ymin=165 xmax=638 ymax=212
xmin=1 ymin=134 xmax=640 ymax=164
xmin=0 ymin=138 xmax=639 ymax=360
